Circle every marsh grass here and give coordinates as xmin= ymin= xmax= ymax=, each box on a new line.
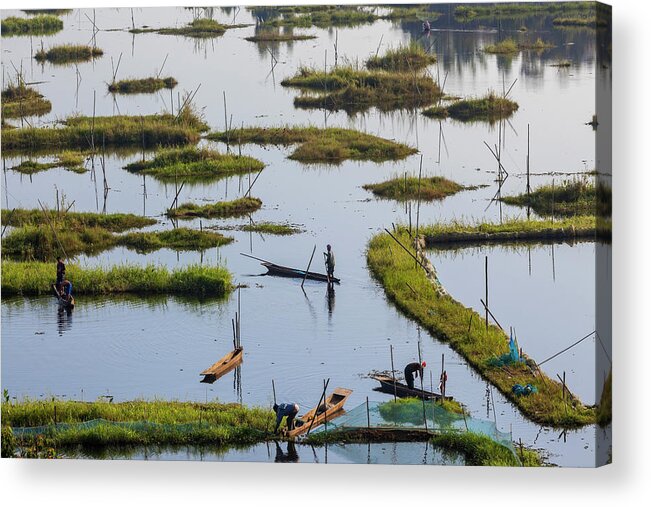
xmin=22 ymin=9 xmax=72 ymax=16
xmin=363 ymin=176 xmax=466 ymax=201
xmin=501 ymin=178 xmax=598 ymax=216
xmin=245 ymin=32 xmax=316 ymax=42
xmin=519 ymin=38 xmax=556 ymax=50
xmin=550 ymin=59 xmax=572 ymax=67
xmin=1 ymin=261 xmax=233 ymax=296
xmin=1 ymin=208 xmax=156 ymax=232
xmin=124 ymin=146 xmax=264 ymax=182
xmin=240 ymin=222 xmax=303 ymax=235
xmin=2 ymin=107 xmax=208 ymax=151
xmin=483 ymin=38 xmax=519 ymax=54
xmin=1 ymin=15 xmax=63 ymax=36
xmin=260 ymin=6 xmax=379 ymax=28
xmin=431 ymin=433 xmax=532 ymax=466
xmin=367 ymin=231 xmax=595 ymax=427
xmin=596 ymin=370 xmax=612 ymax=426
xmin=282 ymin=66 xmax=442 ymax=114
xmin=1 ymin=83 xmax=52 ymax=118
xmin=108 ymin=77 xmax=178 ymax=94
xmin=167 ymin=197 xmax=263 ymax=219
xmin=207 ymin=126 xmax=417 ymax=164
xmin=130 ymin=18 xmax=247 ymax=38
xmin=9 ymin=151 xmax=86 ymax=174
xmin=454 ymin=2 xmax=594 ymax=21
xmin=553 ymin=16 xmax=608 ymax=27
xmin=35 ymin=45 xmax=103 ymax=64
xmin=366 ymin=42 xmax=437 ymax=72
xmin=424 ymin=92 xmax=518 ymax=122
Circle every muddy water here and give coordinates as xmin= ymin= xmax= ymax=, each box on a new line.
xmin=1 ymin=6 xmax=608 ymax=466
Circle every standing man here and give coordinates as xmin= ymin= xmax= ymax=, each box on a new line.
xmin=56 ymin=256 xmax=66 ymax=293
xmin=324 ymin=244 xmax=335 ymax=284
xmin=273 ymin=402 xmax=300 ymax=434
xmin=404 ymin=361 xmax=426 ymax=390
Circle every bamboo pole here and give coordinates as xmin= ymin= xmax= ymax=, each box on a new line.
xmin=390 ymin=344 xmax=397 ymax=402
xmin=417 ymin=341 xmax=428 ymax=431
xmin=485 ymin=256 xmax=489 ymax=331
xmin=306 ymin=378 xmax=330 ymax=435
xmin=301 ymin=245 xmax=317 ymax=289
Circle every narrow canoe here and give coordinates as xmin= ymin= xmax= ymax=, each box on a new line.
xmin=200 ymin=347 xmax=243 ymax=380
xmin=371 ymin=374 xmax=452 ymax=401
xmin=52 ymin=284 xmax=75 ymax=310
xmin=287 ymin=387 xmax=352 ymax=438
xmin=261 ymin=261 xmax=341 ymax=284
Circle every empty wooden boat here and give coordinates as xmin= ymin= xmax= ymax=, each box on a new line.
xmin=287 ymin=387 xmax=352 ymax=438
xmin=371 ymin=374 xmax=452 ymax=401
xmin=200 ymin=347 xmax=243 ymax=381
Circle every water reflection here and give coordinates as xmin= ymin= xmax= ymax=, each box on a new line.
xmin=274 ymin=441 xmax=299 ymax=463
xmin=56 ymin=307 xmax=73 ymax=336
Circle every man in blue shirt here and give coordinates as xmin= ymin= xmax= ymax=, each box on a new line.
xmin=62 ymin=279 xmax=73 ymax=303
xmin=273 ymin=402 xmax=299 ymax=434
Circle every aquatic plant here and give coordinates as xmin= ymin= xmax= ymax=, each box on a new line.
xmin=363 ymin=175 xmax=467 ymax=202
xmin=130 ymin=18 xmax=248 ymax=38
xmin=552 ymin=16 xmax=607 ymax=27
xmin=501 ymin=178 xmax=601 ymax=216
xmin=208 ymin=126 xmax=417 ymax=164
xmin=167 ymin=197 xmax=262 ymax=219
xmin=1 ymin=261 xmax=233 ymax=297
xmin=1 ymin=208 xmax=156 ymax=232
xmin=483 ymin=38 xmax=519 ymax=54
xmin=108 ymin=77 xmax=178 ymax=94
xmin=22 ymin=9 xmax=72 ymax=16
xmin=366 ymin=43 xmax=437 ymax=72
xmin=240 ymin=222 xmax=303 ymax=235
xmin=9 ymin=152 xmax=86 ymax=174
xmin=454 ymin=1 xmax=594 ymax=21
xmin=245 ymin=31 xmax=316 ymax=42
xmin=1 ymin=83 xmax=52 ymax=118
xmin=596 ymin=370 xmax=612 ymax=426
xmin=1 ymin=15 xmax=63 ymax=36
xmin=35 ymin=44 xmax=103 ymax=64
xmin=424 ymin=92 xmax=519 ymax=123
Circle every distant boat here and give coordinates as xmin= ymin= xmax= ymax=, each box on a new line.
xmin=241 ymin=253 xmax=341 ymax=284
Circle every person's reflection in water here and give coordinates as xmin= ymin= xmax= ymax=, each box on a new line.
xmin=274 ymin=441 xmax=299 ymax=463
xmin=57 ymin=307 xmax=73 ymax=336
xmin=326 ymin=285 xmax=335 ymax=316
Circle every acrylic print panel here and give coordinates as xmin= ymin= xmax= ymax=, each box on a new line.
xmin=1 ymin=2 xmax=612 ymax=467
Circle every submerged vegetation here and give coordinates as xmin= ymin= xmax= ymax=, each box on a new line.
xmin=367 ymin=231 xmax=595 ymax=427
xmin=363 ymin=176 xmax=467 ymax=202
xmin=1 ymin=83 xmax=52 ymax=119
xmin=2 ymin=261 xmax=233 ymax=297
xmin=365 ymin=43 xmax=436 ymax=72
xmin=167 ymin=197 xmax=263 ymax=219
xmin=1 ymin=15 xmax=63 ymax=36
xmin=2 ymin=107 xmax=208 ymax=152
xmin=108 ymin=77 xmax=178 ymax=94
xmin=208 ymin=126 xmax=416 ymax=164
xmin=423 ymin=92 xmax=519 ymax=123
xmin=501 ymin=179 xmax=602 ymax=216
xmin=282 ymin=66 xmax=441 ymax=114
xmin=9 ymin=151 xmax=86 ymax=174
xmin=35 ymin=45 xmax=103 ymax=64
xmin=124 ymin=146 xmax=264 ymax=182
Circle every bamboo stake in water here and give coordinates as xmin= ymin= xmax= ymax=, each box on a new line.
xmin=485 ymin=256 xmax=489 ymax=331
xmin=390 ymin=344 xmax=397 ymax=402
xmin=301 ymin=245 xmax=317 ymax=289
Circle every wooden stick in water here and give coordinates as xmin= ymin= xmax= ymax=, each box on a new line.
xmin=301 ymin=244 xmax=317 ymax=289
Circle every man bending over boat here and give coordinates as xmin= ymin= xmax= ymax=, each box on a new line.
xmin=61 ymin=279 xmax=73 ymax=303
xmin=324 ymin=244 xmax=335 ymax=283
xmin=273 ymin=402 xmax=299 ymax=434
xmin=404 ymin=361 xmax=426 ymax=390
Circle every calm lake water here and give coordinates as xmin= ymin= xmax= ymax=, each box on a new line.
xmin=1 ymin=5 xmax=610 ymax=466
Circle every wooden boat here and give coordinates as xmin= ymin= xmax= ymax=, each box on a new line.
xmin=287 ymin=387 xmax=352 ymax=438
xmin=52 ymin=284 xmax=75 ymax=311
xmin=200 ymin=347 xmax=243 ymax=381
xmin=371 ymin=374 xmax=453 ymax=402
xmin=261 ymin=261 xmax=341 ymax=284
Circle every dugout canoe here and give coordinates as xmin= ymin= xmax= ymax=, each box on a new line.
xmin=371 ymin=374 xmax=452 ymax=401
xmin=287 ymin=387 xmax=352 ymax=438
xmin=262 ymin=261 xmax=340 ymax=284
xmin=200 ymin=347 xmax=243 ymax=380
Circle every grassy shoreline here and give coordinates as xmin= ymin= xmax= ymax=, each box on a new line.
xmin=367 ymin=231 xmax=595 ymax=427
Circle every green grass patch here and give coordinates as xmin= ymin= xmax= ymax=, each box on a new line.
xmin=1 ymin=208 xmax=156 ymax=232
xmin=484 ymin=38 xmax=520 ymax=54
xmin=240 ymin=222 xmax=303 ymax=235
xmin=431 ymin=433 xmax=523 ymax=466
xmin=519 ymin=38 xmax=556 ymax=50
xmin=9 ymin=151 xmax=86 ymax=174
xmin=1 ymin=15 xmax=63 ymax=36
xmin=454 ymin=2 xmax=595 ymax=21
xmin=207 ymin=126 xmax=417 ymax=164
xmin=501 ymin=178 xmax=602 ymax=216
xmin=130 ymin=18 xmax=249 ymax=38
xmin=2 ymin=107 xmax=208 ymax=152
xmin=253 ymin=5 xmax=379 ymax=28
xmin=1 ymin=261 xmax=233 ymax=297
xmin=35 ymin=45 xmax=103 ymax=64
xmin=424 ymin=92 xmax=518 ymax=123
xmin=124 ymin=146 xmax=264 ymax=183
xmin=1 ymin=83 xmax=52 ymax=119
xmin=108 ymin=77 xmax=177 ymax=94
xmin=167 ymin=197 xmax=262 ymax=219
xmin=363 ymin=175 xmax=467 ymax=201
xmin=282 ymin=66 xmax=441 ymax=114
xmin=245 ymin=31 xmax=316 ymax=42
xmin=366 ymin=42 xmax=436 ymax=72
xmin=553 ymin=16 xmax=608 ymax=27
xmin=367 ymin=231 xmax=595 ymax=427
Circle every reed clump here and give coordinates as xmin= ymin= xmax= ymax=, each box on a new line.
xmin=207 ymin=126 xmax=417 ymax=164
xmin=124 ymin=146 xmax=264 ymax=182
xmin=366 ymin=42 xmax=437 ymax=72
xmin=1 ymin=83 xmax=52 ymax=118
xmin=35 ymin=45 xmax=103 ymax=64
xmin=1 ymin=15 xmax=63 ymax=36
xmin=167 ymin=197 xmax=262 ymax=219
xmin=483 ymin=38 xmax=519 ymax=54
xmin=1 ymin=261 xmax=233 ymax=296
xmin=363 ymin=176 xmax=466 ymax=201
xmin=9 ymin=151 xmax=86 ymax=174
xmin=501 ymin=178 xmax=600 ymax=216
xmin=424 ymin=92 xmax=518 ymax=123
xmin=108 ymin=77 xmax=178 ymax=94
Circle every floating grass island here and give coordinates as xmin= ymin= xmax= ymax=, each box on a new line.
xmin=167 ymin=197 xmax=263 ymax=219
xmin=423 ymin=92 xmax=519 ymax=123
xmin=1 ymin=15 xmax=63 ymax=36
xmin=35 ymin=45 xmax=103 ymax=64
xmin=483 ymin=38 xmax=554 ymax=54
xmin=208 ymin=126 xmax=417 ymax=164
xmin=245 ymin=31 xmax=316 ymax=42
xmin=1 ymin=261 xmax=233 ymax=297
xmin=365 ymin=43 xmax=437 ymax=72
xmin=367 ymin=230 xmax=595 ymax=427
xmin=1 ymin=208 xmax=156 ymax=232
xmin=241 ymin=222 xmax=303 ymax=235
xmin=500 ymin=179 xmax=603 ymax=216
xmin=124 ymin=146 xmax=264 ymax=182
xmin=130 ymin=18 xmax=249 ymax=38
xmin=363 ymin=176 xmax=469 ymax=202
xmin=22 ymin=9 xmax=72 ymax=16
xmin=1 ymin=83 xmax=52 ymax=119
xmin=282 ymin=66 xmax=442 ymax=114
xmin=9 ymin=151 xmax=86 ymax=174
xmin=2 ymin=108 xmax=208 ymax=152
xmin=108 ymin=77 xmax=178 ymax=94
